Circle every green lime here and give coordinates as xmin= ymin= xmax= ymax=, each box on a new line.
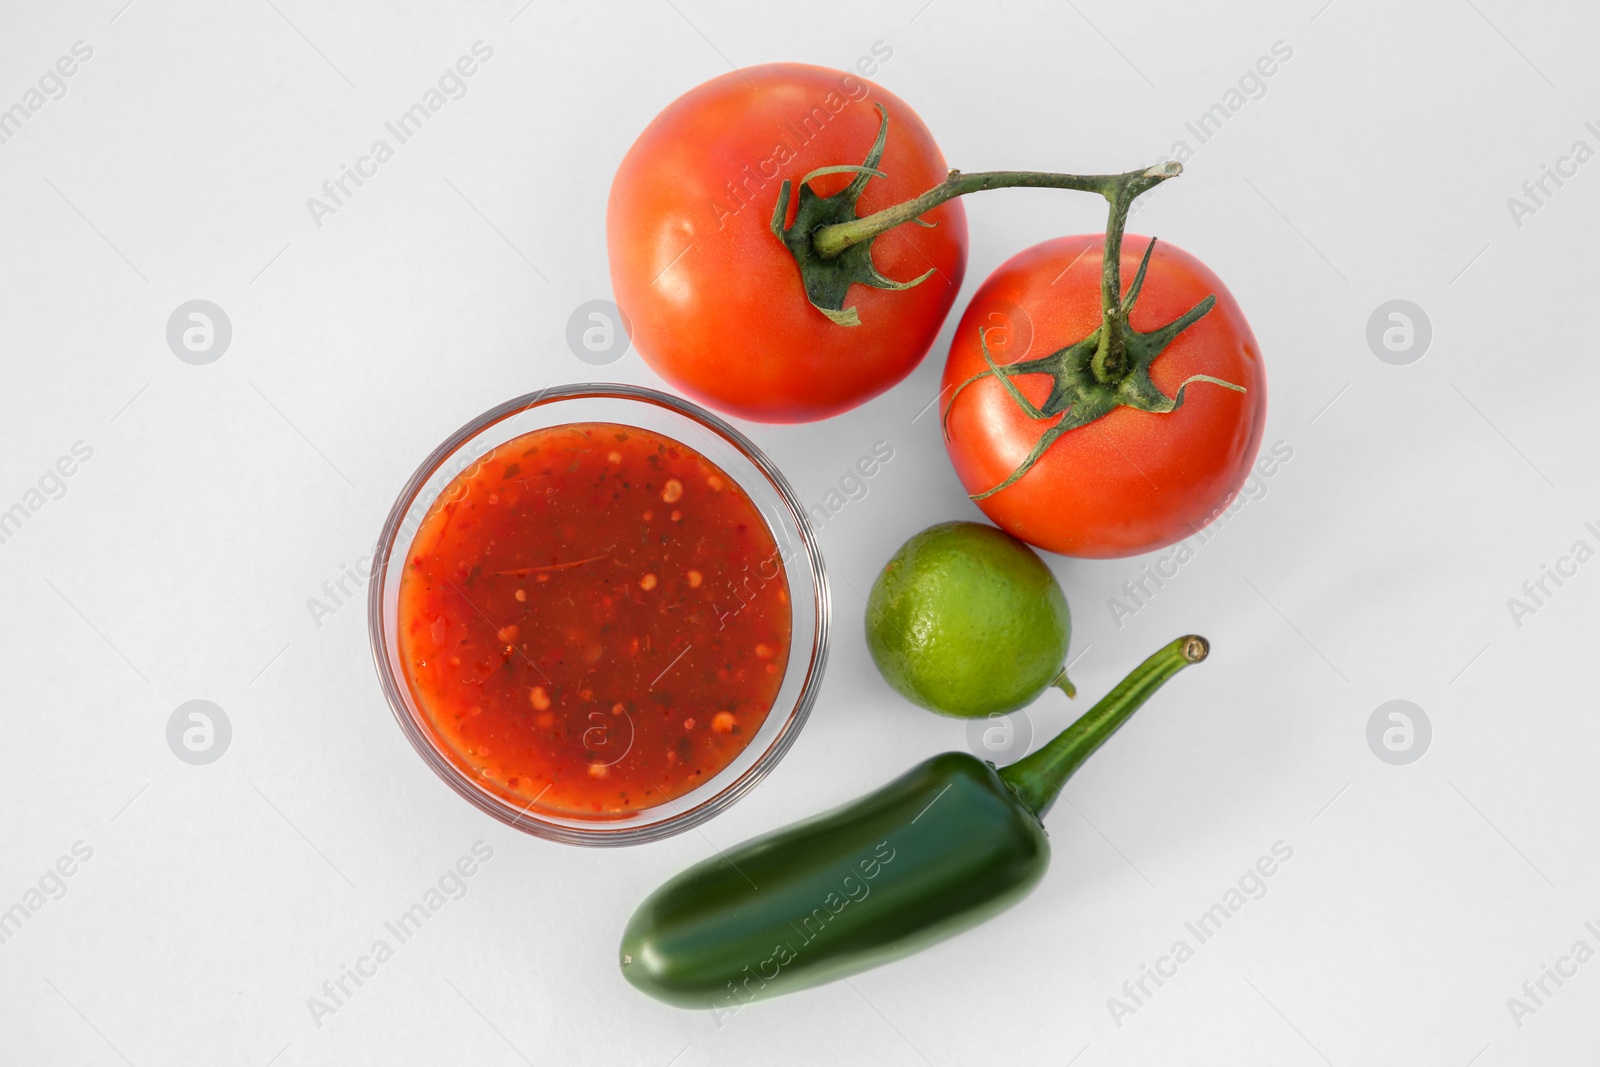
xmin=865 ymin=521 xmax=1073 ymax=718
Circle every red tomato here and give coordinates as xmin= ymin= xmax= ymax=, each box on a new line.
xmin=608 ymin=64 xmax=967 ymax=423
xmin=941 ymin=236 xmax=1266 ymax=558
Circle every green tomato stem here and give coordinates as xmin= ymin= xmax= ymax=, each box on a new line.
xmin=808 ymin=163 xmax=1182 ymax=262
xmin=1089 ymin=165 xmax=1177 ymax=384
xmin=1000 ymin=635 xmax=1208 ymax=820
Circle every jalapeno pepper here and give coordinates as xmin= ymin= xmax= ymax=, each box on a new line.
xmin=619 ymin=634 xmax=1209 ymax=1009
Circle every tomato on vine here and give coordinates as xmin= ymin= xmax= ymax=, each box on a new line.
xmin=608 ymin=63 xmax=1180 ymax=423
xmin=941 ymin=168 xmax=1266 ymax=558
xmin=607 ymin=64 xmax=963 ymax=422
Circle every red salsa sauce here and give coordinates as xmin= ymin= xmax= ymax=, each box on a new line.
xmin=397 ymin=422 xmax=791 ymax=817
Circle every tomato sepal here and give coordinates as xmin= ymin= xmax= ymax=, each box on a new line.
xmin=770 ymin=103 xmax=936 ymax=327
xmin=945 ymin=237 xmax=1246 ymax=502
xmin=772 ymin=105 xmax=1177 ymax=329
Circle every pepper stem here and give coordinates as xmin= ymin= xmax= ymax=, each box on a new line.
xmin=999 ymin=635 xmax=1208 ymax=820
xmin=810 ymin=162 xmax=1182 ymax=261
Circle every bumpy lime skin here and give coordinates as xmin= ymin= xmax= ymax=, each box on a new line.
xmin=865 ymin=521 xmax=1071 ymax=717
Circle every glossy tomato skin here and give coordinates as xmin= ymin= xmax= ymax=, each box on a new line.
xmin=608 ymin=64 xmax=967 ymax=423
xmin=942 ymin=237 xmax=1266 ymax=559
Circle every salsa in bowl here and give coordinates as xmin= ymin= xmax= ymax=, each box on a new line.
xmin=369 ymin=385 xmax=828 ymax=845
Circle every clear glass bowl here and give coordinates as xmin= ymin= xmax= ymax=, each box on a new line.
xmin=368 ymin=384 xmax=829 ymax=846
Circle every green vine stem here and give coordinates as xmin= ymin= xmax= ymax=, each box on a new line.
xmin=939 ymin=165 xmax=1246 ymax=501
xmin=1088 ymin=166 xmax=1178 ymax=383
xmin=771 ymin=104 xmax=1183 ymax=327
xmin=809 ymin=161 xmax=1181 ymax=261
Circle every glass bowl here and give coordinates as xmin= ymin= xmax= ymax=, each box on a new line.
xmin=368 ymin=384 xmax=829 ymax=846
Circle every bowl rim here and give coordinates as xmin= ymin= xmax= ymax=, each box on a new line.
xmin=366 ymin=383 xmax=830 ymax=846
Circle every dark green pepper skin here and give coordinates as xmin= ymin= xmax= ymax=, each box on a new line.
xmin=620 ymin=752 xmax=1048 ymax=1009
xmin=619 ymin=636 xmax=1208 ymax=1009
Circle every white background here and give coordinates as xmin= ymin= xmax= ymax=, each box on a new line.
xmin=2 ymin=0 xmax=1596 ymax=1064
